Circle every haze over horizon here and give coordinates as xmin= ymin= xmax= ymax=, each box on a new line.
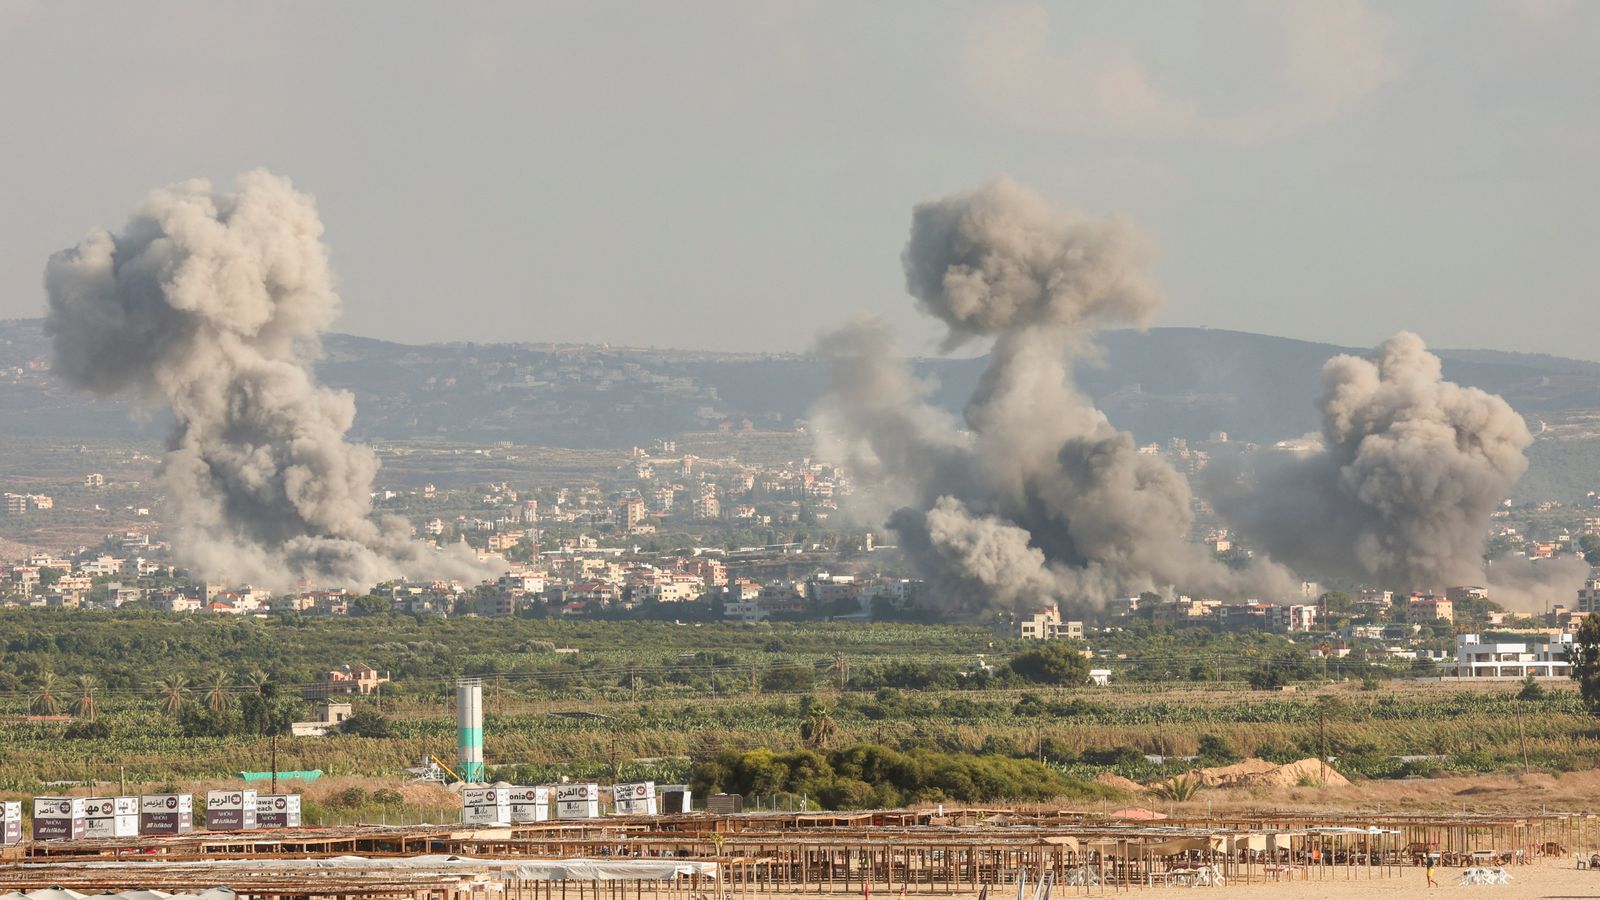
xmin=2 ymin=1 xmax=1596 ymax=359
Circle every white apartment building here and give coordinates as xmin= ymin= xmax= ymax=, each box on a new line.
xmin=1454 ymin=632 xmax=1573 ymax=678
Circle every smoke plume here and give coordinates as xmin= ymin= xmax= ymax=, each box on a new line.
xmin=44 ymin=171 xmax=491 ymax=591
xmin=815 ymin=177 xmax=1295 ymax=616
xmin=1210 ymin=331 xmax=1579 ymax=602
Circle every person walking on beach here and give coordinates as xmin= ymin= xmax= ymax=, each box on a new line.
xmin=1425 ymin=857 xmax=1438 ymax=888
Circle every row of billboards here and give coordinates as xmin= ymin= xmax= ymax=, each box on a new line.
xmin=4 ymin=782 xmax=690 ymax=843
xmin=462 ymin=782 xmax=690 ymax=825
xmin=7 ymin=792 xmax=301 ymax=843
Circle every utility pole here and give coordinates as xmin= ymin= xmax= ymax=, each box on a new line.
xmin=271 ymin=733 xmax=279 ymax=794
xmin=1318 ymin=706 xmax=1327 ymax=784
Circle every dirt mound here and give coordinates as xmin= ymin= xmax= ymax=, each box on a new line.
xmin=1192 ymin=757 xmax=1278 ymax=787
xmin=1095 ymin=772 xmax=1145 ymax=793
xmin=1234 ymin=757 xmax=1351 ymax=789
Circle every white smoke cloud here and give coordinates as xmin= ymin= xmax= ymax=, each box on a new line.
xmin=45 ymin=170 xmax=493 ymax=592
xmin=815 ymin=177 xmax=1296 ymax=616
xmin=1210 ymin=331 xmax=1570 ymax=601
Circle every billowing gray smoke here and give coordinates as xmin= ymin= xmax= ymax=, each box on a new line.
xmin=1211 ymin=332 xmax=1582 ymax=607
xmin=815 ymin=177 xmax=1295 ymax=616
xmin=44 ymin=171 xmax=490 ymax=591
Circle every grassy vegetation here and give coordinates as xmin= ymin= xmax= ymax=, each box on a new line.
xmin=0 ymin=610 xmax=1594 ymax=803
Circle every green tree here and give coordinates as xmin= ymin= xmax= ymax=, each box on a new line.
xmin=30 ymin=671 xmax=60 ymax=716
xmin=1581 ymin=533 xmax=1600 ymax=567
xmin=1569 ymin=614 xmax=1600 ymax=712
xmin=240 ymin=680 xmax=303 ymax=736
xmin=179 ymin=700 xmax=243 ymax=737
xmin=1517 ymin=675 xmax=1546 ymax=701
xmin=156 ymin=674 xmax=189 ymax=719
xmin=204 ymin=671 xmax=232 ymax=714
xmin=72 ymin=674 xmax=99 ymax=721
xmin=350 ymin=594 xmax=392 ymax=616
xmin=339 ymin=708 xmax=393 ymax=738
xmin=1318 ymin=591 xmax=1353 ymax=616
xmin=1008 ymin=642 xmax=1091 ymax=686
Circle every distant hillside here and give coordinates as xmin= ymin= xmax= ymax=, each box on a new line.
xmin=3 ymin=319 xmax=1597 ymax=498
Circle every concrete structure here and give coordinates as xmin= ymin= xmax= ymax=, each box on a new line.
xmin=291 ymin=701 xmax=353 ymax=737
xmin=1454 ymin=632 xmax=1573 ymax=678
xmin=457 ymin=679 xmax=485 ymax=783
xmin=1006 ymin=605 xmax=1083 ymax=640
xmin=1408 ymin=594 xmax=1454 ymax=622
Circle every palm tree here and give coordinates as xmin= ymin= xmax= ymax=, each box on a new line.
xmin=799 ymin=700 xmax=836 ymax=749
xmin=72 ymin=674 xmax=99 ymax=721
xmin=1150 ymin=774 xmax=1202 ymax=802
xmin=155 ymin=674 xmax=189 ymax=719
xmin=204 ymin=671 xmax=232 ymax=714
xmin=244 ymin=669 xmax=272 ymax=698
xmin=31 ymin=671 xmax=60 ymax=716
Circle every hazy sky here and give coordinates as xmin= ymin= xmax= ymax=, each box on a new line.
xmin=1 ymin=1 xmax=1595 ymax=358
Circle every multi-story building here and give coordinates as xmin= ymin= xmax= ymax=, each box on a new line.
xmin=1408 ymin=594 xmax=1454 ymax=622
xmin=1454 ymin=633 xmax=1572 ymax=678
xmin=691 ymin=485 xmax=720 ymax=521
xmin=1276 ymin=604 xmax=1320 ymax=632
xmin=1576 ymin=578 xmax=1600 ymax=615
xmin=619 ymin=494 xmax=647 ymax=532
xmin=303 ymin=664 xmax=389 ymax=700
xmin=1005 ymin=605 xmax=1084 ymax=640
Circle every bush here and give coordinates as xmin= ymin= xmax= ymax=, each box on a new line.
xmin=339 ymin=709 xmax=393 ymax=738
xmin=1196 ymin=734 xmax=1241 ymax=765
xmin=63 ymin=720 xmax=110 ymax=740
xmin=690 ymin=742 xmax=1077 ymax=809
xmin=371 ymin=788 xmax=404 ymax=806
xmin=331 ymin=787 xmax=369 ymax=809
xmin=761 ymin=662 xmax=815 ymax=692
xmin=1008 ymin=643 xmax=1090 ymax=685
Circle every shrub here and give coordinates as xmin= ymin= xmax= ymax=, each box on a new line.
xmin=63 ymin=720 xmax=110 ymax=740
xmin=1196 ymin=734 xmax=1241 ymax=765
xmin=331 ymin=787 xmax=369 ymax=809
